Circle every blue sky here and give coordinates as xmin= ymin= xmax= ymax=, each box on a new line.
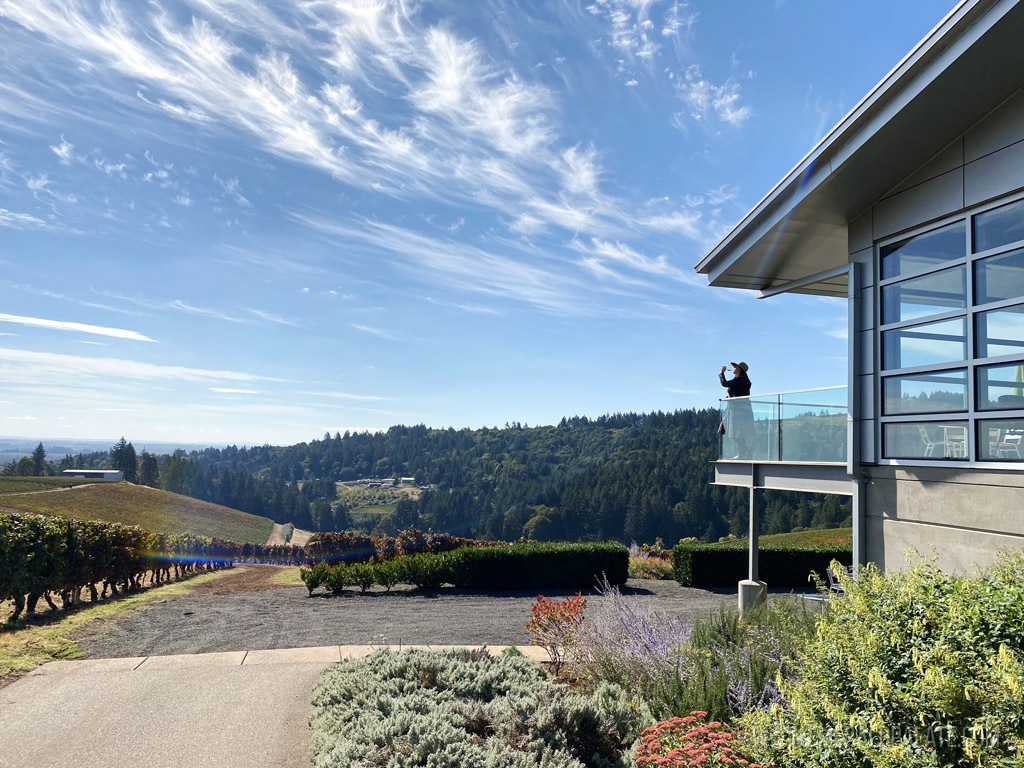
xmin=0 ymin=0 xmax=957 ymax=446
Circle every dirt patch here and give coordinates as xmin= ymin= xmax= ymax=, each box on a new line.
xmin=184 ymin=565 xmax=298 ymax=595
xmin=73 ymin=566 xmax=803 ymax=659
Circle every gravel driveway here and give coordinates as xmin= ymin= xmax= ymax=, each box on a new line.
xmin=75 ymin=565 xmax=794 ymax=659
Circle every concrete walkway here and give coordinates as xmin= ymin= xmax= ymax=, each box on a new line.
xmin=0 ymin=645 xmax=548 ymax=768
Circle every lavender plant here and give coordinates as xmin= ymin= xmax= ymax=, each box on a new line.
xmin=571 ymin=577 xmax=813 ymax=722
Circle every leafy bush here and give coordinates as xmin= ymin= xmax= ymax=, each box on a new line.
xmin=300 ymin=562 xmax=330 ymax=595
xmin=637 ymin=712 xmax=761 ymax=768
xmin=741 ymin=553 xmax=1024 ymax=767
xmin=348 ymin=562 xmax=375 ymax=593
xmin=672 ymin=543 xmax=851 ymax=588
xmin=525 ymin=593 xmax=587 ymax=670
xmin=628 ymin=556 xmax=674 ymax=580
xmin=309 ymin=648 xmax=653 ymax=768
xmin=324 ymin=563 xmax=353 ymax=595
xmin=371 ymin=559 xmax=400 ymax=592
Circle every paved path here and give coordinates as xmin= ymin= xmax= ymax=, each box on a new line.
xmin=0 ymin=645 xmax=547 ymax=768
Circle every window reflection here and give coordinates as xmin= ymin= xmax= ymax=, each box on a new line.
xmin=978 ymin=419 xmax=1024 ymax=460
xmin=882 ymin=317 xmax=966 ymax=370
xmin=973 ymin=197 xmax=1024 ymax=253
xmin=881 ymin=265 xmax=965 ymax=323
xmin=977 ymin=362 xmax=1024 ymax=410
xmin=880 ymin=221 xmax=965 ymax=279
xmin=974 ymin=248 xmax=1024 ymax=305
xmin=883 ymin=421 xmax=968 ymax=459
xmin=882 ymin=370 xmax=967 ymax=415
xmin=976 ymin=304 xmax=1024 ymax=358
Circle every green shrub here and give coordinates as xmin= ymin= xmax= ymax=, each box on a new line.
xmin=741 ymin=553 xmax=1024 ymax=767
xmin=324 ymin=562 xmax=353 ymax=594
xmin=628 ymin=556 xmax=674 ymax=580
xmin=300 ymin=562 xmax=330 ymax=596
xmin=309 ymin=648 xmax=653 ymax=768
xmin=672 ymin=543 xmax=851 ymax=588
xmin=371 ymin=559 xmax=400 ymax=592
xmin=348 ymin=562 xmax=375 ymax=593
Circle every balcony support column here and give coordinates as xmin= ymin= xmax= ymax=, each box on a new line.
xmin=739 ymin=485 xmax=766 ymax=612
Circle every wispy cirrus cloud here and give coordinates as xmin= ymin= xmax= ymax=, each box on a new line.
xmin=0 ymin=346 xmax=287 ymax=383
xmin=673 ymin=65 xmax=752 ymax=129
xmin=0 ymin=207 xmax=49 ymax=229
xmin=299 ymin=390 xmax=388 ymax=402
xmin=0 ymin=312 xmax=156 ymax=341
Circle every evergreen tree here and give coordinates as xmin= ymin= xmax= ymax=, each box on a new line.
xmin=139 ymin=450 xmax=158 ymax=486
xmin=31 ymin=443 xmax=47 ymax=476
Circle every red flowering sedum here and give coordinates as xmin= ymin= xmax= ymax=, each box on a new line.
xmin=636 ymin=712 xmax=760 ymax=768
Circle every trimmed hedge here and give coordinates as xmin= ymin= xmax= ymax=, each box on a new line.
xmin=302 ymin=542 xmax=628 ymax=594
xmin=672 ymin=542 xmax=851 ymax=588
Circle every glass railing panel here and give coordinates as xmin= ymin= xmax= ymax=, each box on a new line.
xmin=720 ymin=386 xmax=848 ymax=463
xmin=720 ymin=396 xmax=779 ymax=462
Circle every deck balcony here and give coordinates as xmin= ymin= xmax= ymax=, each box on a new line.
xmin=715 ymin=385 xmax=853 ymax=496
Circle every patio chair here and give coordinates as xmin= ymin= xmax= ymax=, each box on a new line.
xmin=917 ymin=425 xmax=937 ymax=457
xmin=826 ymin=565 xmax=849 ymax=595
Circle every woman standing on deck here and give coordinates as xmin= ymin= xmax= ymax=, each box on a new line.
xmin=719 ymin=362 xmax=753 ymax=459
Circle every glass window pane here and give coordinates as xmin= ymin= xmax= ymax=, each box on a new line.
xmin=974 ymin=248 xmax=1024 ymax=305
xmin=883 ymin=421 xmax=968 ymax=459
xmin=977 ymin=362 xmax=1024 ymax=410
xmin=973 ymin=198 xmax=1024 ymax=253
xmin=881 ymin=265 xmax=965 ymax=323
xmin=880 ymin=221 xmax=965 ymax=279
xmin=882 ymin=317 xmax=966 ymax=370
xmin=883 ymin=370 xmax=967 ymax=414
xmin=976 ymin=304 xmax=1024 ymax=358
xmin=978 ymin=419 xmax=1024 ymax=461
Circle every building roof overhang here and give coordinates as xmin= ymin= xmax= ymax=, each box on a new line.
xmin=696 ymin=0 xmax=1024 ymax=298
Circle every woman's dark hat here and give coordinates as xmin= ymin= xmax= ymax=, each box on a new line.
xmin=730 ymin=361 xmax=749 ymax=373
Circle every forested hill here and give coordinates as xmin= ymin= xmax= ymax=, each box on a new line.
xmin=179 ymin=408 xmax=850 ymax=543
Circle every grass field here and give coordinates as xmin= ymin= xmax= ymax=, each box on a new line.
xmin=715 ymin=527 xmax=852 ymax=549
xmin=0 ymin=483 xmax=275 ymax=544
xmin=0 ymin=476 xmax=107 ymax=495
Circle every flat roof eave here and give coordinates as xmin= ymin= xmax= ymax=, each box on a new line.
xmin=696 ymin=0 xmax=1024 ymax=290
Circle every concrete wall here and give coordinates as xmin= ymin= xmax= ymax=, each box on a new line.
xmin=864 ymin=466 xmax=1024 ymax=573
xmin=849 ymin=86 xmax=1024 ymax=572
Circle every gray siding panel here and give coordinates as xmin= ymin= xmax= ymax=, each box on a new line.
xmin=964 ymin=139 xmax=1024 ymax=207
xmin=848 ymin=212 xmax=872 ymax=254
xmin=873 ymin=168 xmax=965 ymax=238
xmin=856 ymin=287 xmax=873 ymax=332
xmin=859 ymin=419 xmax=875 ymax=464
xmin=888 ymin=138 xmax=964 ymax=196
xmin=857 ymin=329 xmax=874 ymax=375
xmin=964 ymin=87 xmax=1024 ymax=163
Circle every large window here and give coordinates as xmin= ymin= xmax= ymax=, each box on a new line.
xmin=878 ymin=194 xmax=1024 ymax=463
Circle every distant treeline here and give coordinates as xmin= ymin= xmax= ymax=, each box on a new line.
xmin=18 ymin=409 xmax=850 ymax=543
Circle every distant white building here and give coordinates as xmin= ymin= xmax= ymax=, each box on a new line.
xmin=400 ymin=477 xmax=415 ymax=484
xmin=63 ymin=469 xmax=124 ymax=482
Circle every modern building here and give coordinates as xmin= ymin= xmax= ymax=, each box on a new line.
xmin=63 ymin=469 xmax=124 ymax=482
xmin=696 ymin=0 xmax=1024 ymax=585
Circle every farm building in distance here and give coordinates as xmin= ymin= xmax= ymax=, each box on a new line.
xmin=63 ymin=469 xmax=124 ymax=482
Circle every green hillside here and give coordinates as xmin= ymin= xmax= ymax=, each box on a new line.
xmin=714 ymin=527 xmax=852 ymax=549
xmin=0 ymin=476 xmax=107 ymax=494
xmin=0 ymin=483 xmax=274 ymax=544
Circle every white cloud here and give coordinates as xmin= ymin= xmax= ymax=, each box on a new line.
xmin=0 ymin=312 xmax=156 ymax=342
xmin=675 ymin=65 xmax=752 ymax=128
xmin=210 ymin=387 xmax=259 ymax=394
xmin=0 ymin=208 xmax=48 ymax=229
xmin=245 ymin=308 xmax=304 ymax=327
xmin=352 ymin=323 xmax=407 ymax=342
xmin=0 ymin=347 xmax=286 ymax=383
xmin=299 ymin=390 xmax=388 ymax=402
xmin=50 ymin=136 xmax=75 ymax=164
